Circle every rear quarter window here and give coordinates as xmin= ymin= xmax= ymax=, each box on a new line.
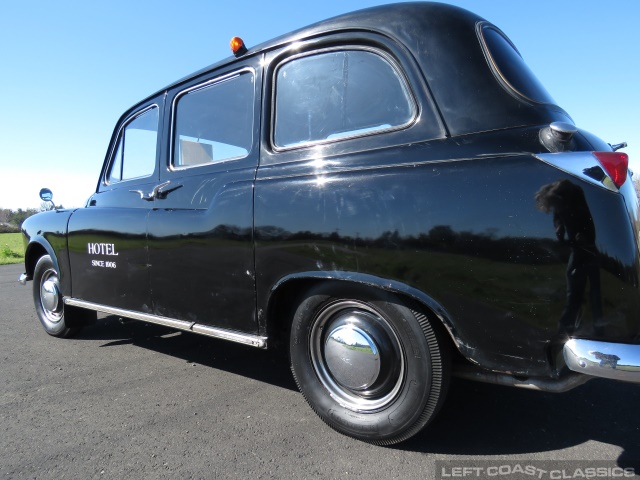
xmin=273 ymin=49 xmax=416 ymax=149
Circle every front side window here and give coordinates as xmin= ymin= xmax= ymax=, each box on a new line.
xmin=274 ymin=49 xmax=415 ymax=148
xmin=172 ymin=71 xmax=255 ymax=168
xmin=107 ymin=106 xmax=158 ymax=183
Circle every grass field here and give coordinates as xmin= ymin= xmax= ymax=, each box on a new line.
xmin=0 ymin=233 xmax=25 ymax=265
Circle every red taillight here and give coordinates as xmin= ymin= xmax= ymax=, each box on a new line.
xmin=592 ymin=151 xmax=628 ymax=188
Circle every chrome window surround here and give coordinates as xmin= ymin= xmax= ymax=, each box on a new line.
xmin=169 ymin=67 xmax=256 ymax=171
xmin=104 ymin=104 xmax=159 ymax=186
xmin=65 ymin=297 xmax=267 ymax=348
xmin=271 ymin=46 xmax=418 ymax=152
xmin=535 ymin=151 xmax=620 ymax=193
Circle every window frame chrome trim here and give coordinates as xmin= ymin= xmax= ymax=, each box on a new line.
xmin=64 ymin=297 xmax=268 ymax=348
xmin=103 ymin=104 xmax=160 ymax=186
xmin=270 ymin=45 xmax=419 ymax=152
xmin=169 ymin=67 xmax=256 ymax=172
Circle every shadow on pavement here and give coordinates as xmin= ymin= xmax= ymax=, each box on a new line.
xmin=402 ymin=376 xmax=640 ymax=468
xmin=74 ymin=315 xmax=297 ymax=393
xmin=74 ymin=315 xmax=639 ymax=465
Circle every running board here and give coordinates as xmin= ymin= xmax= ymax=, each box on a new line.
xmin=64 ymin=298 xmax=267 ymax=348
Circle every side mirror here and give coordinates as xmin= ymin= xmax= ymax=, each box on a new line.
xmin=39 ymin=188 xmax=54 ymax=209
xmin=39 ymin=188 xmax=53 ymax=202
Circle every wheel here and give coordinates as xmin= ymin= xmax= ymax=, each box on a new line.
xmin=33 ymin=255 xmax=79 ymax=338
xmin=289 ymin=282 xmax=450 ymax=444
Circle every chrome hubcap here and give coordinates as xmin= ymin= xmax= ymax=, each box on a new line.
xmin=310 ymin=300 xmax=405 ymax=412
xmin=41 ymin=279 xmax=59 ymax=312
xmin=325 ymin=324 xmax=380 ymax=390
xmin=40 ymin=269 xmax=62 ymax=323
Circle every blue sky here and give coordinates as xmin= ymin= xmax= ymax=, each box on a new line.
xmin=0 ymin=0 xmax=638 ymax=209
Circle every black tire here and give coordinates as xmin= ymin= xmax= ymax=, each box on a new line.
xmin=289 ymin=282 xmax=450 ymax=445
xmin=33 ymin=255 xmax=79 ymax=338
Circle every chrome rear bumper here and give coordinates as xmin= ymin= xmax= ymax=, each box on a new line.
xmin=563 ymin=339 xmax=640 ymax=383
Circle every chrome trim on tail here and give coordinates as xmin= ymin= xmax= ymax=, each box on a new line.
xmin=64 ymin=298 xmax=267 ymax=348
xmin=453 ymin=364 xmax=591 ymax=392
xmin=535 ymin=151 xmax=619 ymax=192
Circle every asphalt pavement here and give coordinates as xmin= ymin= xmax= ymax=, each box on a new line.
xmin=1 ymin=263 xmax=639 ymax=479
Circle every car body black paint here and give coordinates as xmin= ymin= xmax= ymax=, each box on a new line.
xmin=20 ymin=2 xmax=640 ymax=434
xmin=254 ymin=140 xmax=640 ymax=376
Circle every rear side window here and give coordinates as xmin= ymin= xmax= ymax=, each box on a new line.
xmin=479 ymin=24 xmax=556 ymax=105
xmin=273 ymin=49 xmax=415 ymax=148
xmin=107 ymin=106 xmax=158 ymax=183
xmin=172 ymin=71 xmax=255 ymax=168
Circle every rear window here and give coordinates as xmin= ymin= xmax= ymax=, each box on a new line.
xmin=479 ymin=23 xmax=556 ymax=105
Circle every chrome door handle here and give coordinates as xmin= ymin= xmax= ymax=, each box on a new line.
xmin=130 ymin=181 xmax=171 ymax=201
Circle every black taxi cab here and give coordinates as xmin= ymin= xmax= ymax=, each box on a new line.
xmin=19 ymin=2 xmax=640 ymax=444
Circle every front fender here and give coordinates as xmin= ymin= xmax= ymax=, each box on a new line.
xmin=22 ymin=209 xmax=76 ymax=296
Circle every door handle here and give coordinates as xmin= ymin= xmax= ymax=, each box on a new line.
xmin=130 ymin=181 xmax=171 ymax=201
xmin=130 ymin=181 xmax=183 ymax=201
xmin=156 ymin=182 xmax=183 ymax=199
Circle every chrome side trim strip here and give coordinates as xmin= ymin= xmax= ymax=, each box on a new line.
xmin=191 ymin=324 xmax=265 ymax=347
xmin=563 ymin=339 xmax=640 ymax=383
xmin=64 ymin=298 xmax=267 ymax=348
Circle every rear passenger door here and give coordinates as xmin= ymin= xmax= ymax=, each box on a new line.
xmin=147 ymin=61 xmax=261 ymax=332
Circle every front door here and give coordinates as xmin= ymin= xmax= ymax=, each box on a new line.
xmin=68 ymin=100 xmax=162 ymax=312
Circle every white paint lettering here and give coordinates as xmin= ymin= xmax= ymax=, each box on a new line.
xmin=87 ymin=243 xmax=119 ymax=256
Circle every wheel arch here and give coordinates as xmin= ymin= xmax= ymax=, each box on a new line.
xmin=25 ymin=238 xmax=56 ymax=278
xmin=24 ymin=237 xmax=76 ymax=301
xmin=264 ymin=271 xmax=463 ymax=357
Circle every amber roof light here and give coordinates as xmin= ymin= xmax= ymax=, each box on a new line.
xmin=230 ymin=37 xmax=247 ymax=57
